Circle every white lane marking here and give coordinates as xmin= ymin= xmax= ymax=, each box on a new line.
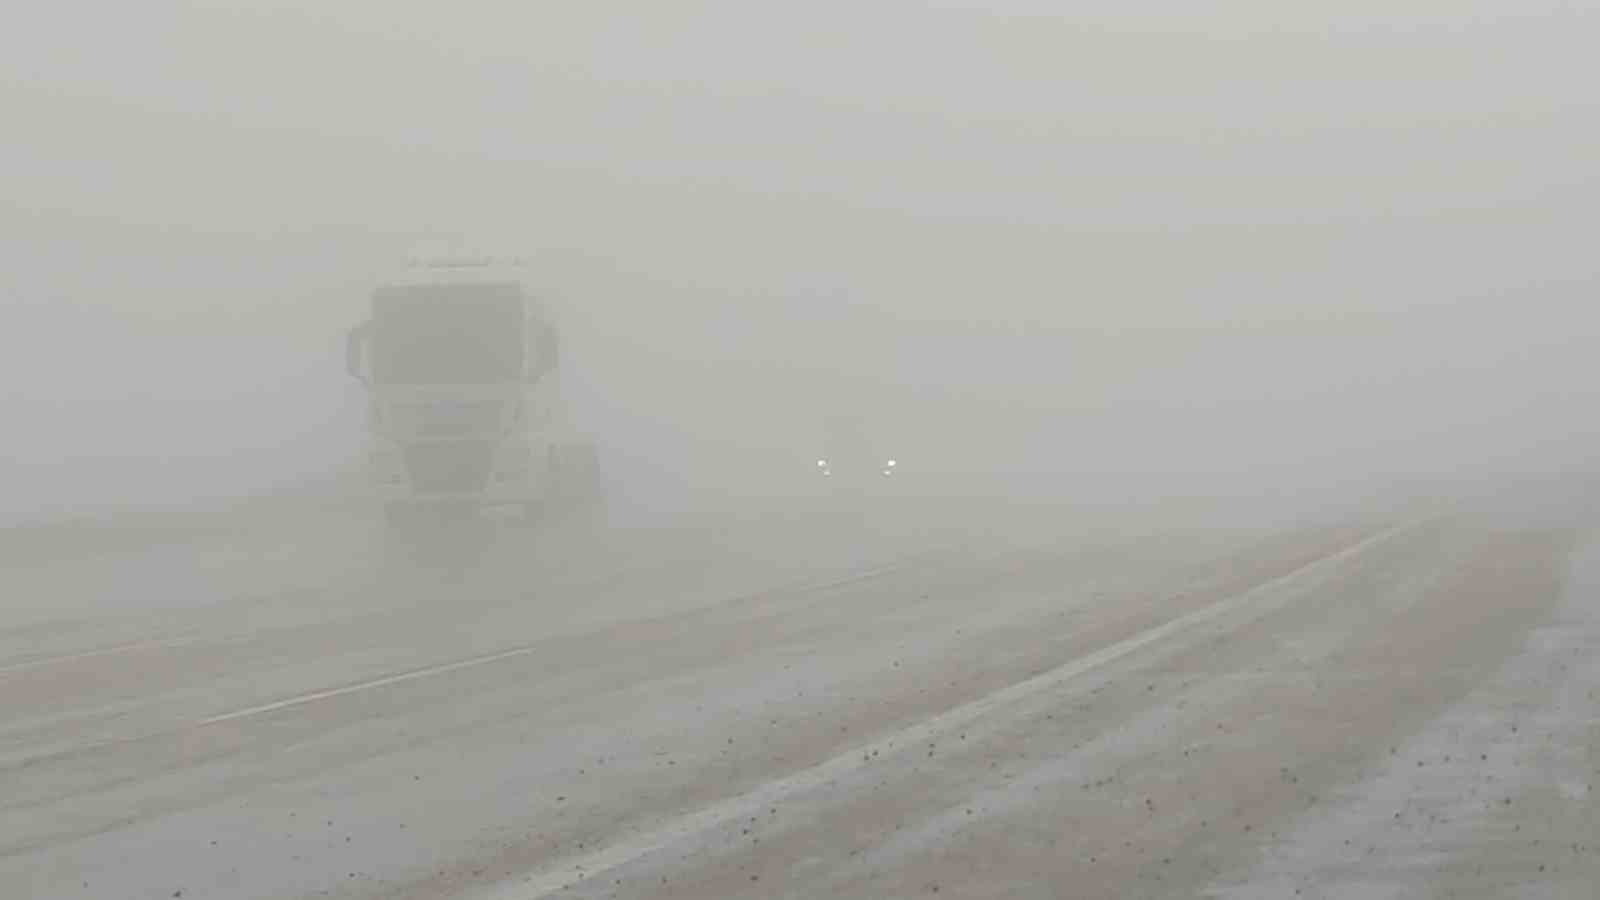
xmin=202 ymin=644 xmax=552 ymax=726
xmin=483 ymin=520 xmax=1427 ymax=899
xmin=198 ymin=559 xmax=920 ymax=727
xmin=0 ymin=638 xmax=197 ymax=677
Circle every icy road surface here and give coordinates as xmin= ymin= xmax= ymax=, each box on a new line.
xmin=1 ymin=497 xmax=1596 ymax=898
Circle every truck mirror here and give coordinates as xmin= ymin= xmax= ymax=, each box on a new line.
xmin=346 ymin=322 xmax=371 ymax=384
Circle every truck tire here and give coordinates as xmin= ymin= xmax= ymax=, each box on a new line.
xmin=516 ymin=500 xmax=545 ymax=527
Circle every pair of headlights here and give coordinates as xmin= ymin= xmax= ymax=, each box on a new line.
xmin=815 ymin=459 xmax=897 ymax=476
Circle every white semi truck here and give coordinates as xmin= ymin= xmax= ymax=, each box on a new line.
xmin=345 ymin=255 xmax=597 ymax=523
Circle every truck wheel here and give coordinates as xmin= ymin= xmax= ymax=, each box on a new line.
xmin=517 ymin=500 xmax=544 ymax=526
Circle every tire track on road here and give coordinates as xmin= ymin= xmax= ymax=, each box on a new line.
xmin=0 ymin=551 xmax=944 ymax=781
xmin=479 ymin=520 xmax=1427 ymax=899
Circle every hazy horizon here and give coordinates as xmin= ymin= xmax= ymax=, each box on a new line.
xmin=5 ymin=1 xmax=1599 ymax=524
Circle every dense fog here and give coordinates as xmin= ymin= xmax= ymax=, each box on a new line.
xmin=5 ymin=1 xmax=1599 ymax=524
xmin=11 ymin=9 xmax=1600 ymax=899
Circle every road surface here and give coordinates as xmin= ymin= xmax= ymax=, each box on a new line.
xmin=2 ymin=496 xmax=1597 ymax=898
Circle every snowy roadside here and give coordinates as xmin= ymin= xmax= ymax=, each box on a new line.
xmin=1210 ymin=531 xmax=1600 ymax=898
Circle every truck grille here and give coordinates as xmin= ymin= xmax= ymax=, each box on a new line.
xmin=402 ymin=441 xmax=494 ymax=492
xmin=391 ymin=400 xmax=504 ymax=438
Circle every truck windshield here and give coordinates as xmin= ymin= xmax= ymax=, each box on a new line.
xmin=372 ymin=284 xmax=525 ymax=384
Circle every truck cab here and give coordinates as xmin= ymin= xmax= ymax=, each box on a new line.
xmin=346 ymin=255 xmax=594 ymax=522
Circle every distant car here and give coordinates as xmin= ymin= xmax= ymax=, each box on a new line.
xmin=815 ymin=456 xmax=897 ymax=479
xmin=814 ymin=415 xmax=897 ymax=482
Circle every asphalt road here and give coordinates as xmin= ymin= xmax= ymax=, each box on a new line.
xmin=2 ymin=496 xmax=1596 ymax=899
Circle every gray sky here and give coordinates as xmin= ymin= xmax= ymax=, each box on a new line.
xmin=4 ymin=2 xmax=1599 ymax=517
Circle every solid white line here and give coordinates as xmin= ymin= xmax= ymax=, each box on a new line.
xmin=481 ymin=520 xmax=1426 ymax=899
xmin=198 ymin=559 xmax=920 ymax=728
